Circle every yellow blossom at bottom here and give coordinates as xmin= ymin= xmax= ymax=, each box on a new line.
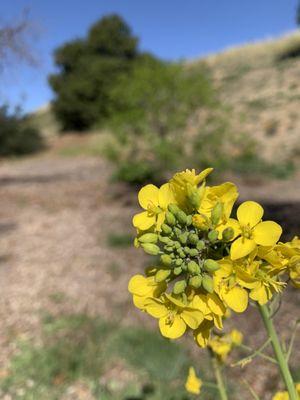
xmin=185 ymin=367 xmax=202 ymax=395
xmin=272 ymin=383 xmax=300 ymax=400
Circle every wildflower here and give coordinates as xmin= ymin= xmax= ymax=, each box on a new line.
xmin=272 ymin=383 xmax=300 ymax=400
xmin=208 ymin=329 xmax=243 ymax=362
xmin=144 ymin=294 xmax=204 ymax=339
xmin=132 ymin=183 xmax=175 ymax=231
xmin=222 ymin=201 xmax=282 ymax=260
xmin=185 ymin=367 xmax=202 ymax=395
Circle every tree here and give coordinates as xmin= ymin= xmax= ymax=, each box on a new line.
xmin=49 ymin=14 xmax=140 ymax=131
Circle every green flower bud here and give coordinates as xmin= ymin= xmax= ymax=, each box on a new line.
xmin=189 ymin=275 xmax=202 ymax=288
xmin=159 ymin=235 xmax=171 ymax=245
xmin=181 ymin=262 xmax=187 ymax=271
xmin=161 ymin=254 xmax=172 ymax=266
xmin=168 ymin=204 xmax=180 ymax=214
xmin=202 ymin=274 xmax=214 ymax=293
xmin=166 ymin=211 xmax=176 ymax=226
xmin=208 ymin=230 xmax=219 ymax=243
xmin=188 ymin=233 xmax=199 ymax=245
xmin=196 ymin=240 xmax=205 ymax=251
xmin=174 ymin=241 xmax=181 ymax=249
xmin=186 ymin=215 xmax=193 ymax=226
xmin=174 ymin=266 xmax=182 ymax=275
xmin=178 ymin=249 xmax=185 ymax=258
xmin=177 ymin=210 xmax=187 ymax=225
xmin=187 ymin=260 xmax=200 ymax=274
xmin=161 ymin=224 xmax=172 ymax=235
xmin=187 ymin=183 xmax=201 ymax=210
xmin=203 ymin=259 xmax=220 ymax=272
xmin=164 ymin=245 xmax=173 ymax=253
xmin=178 ymin=233 xmax=188 ymax=245
xmin=175 ymin=258 xmax=183 ymax=266
xmin=189 ymin=248 xmax=199 ymax=257
xmin=155 ymin=269 xmax=171 ymax=282
xmin=222 ymin=227 xmax=234 ymax=242
xmin=183 ymin=246 xmax=191 ymax=255
xmin=173 ymin=280 xmax=187 ymax=294
xmin=138 ymin=233 xmax=158 ymax=244
xmin=141 ymin=243 xmax=161 ymax=255
xmin=211 ymin=202 xmax=223 ymax=226
xmin=174 ymin=227 xmax=182 ymax=236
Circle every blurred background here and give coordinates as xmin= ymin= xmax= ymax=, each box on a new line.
xmin=0 ymin=1 xmax=299 ymax=399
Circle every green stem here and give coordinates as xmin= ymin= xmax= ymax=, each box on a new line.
xmin=209 ymin=349 xmax=228 ymax=400
xmin=258 ymin=304 xmax=297 ymax=400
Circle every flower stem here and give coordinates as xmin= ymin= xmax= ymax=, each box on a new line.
xmin=209 ymin=349 xmax=228 ymax=400
xmin=258 ymin=303 xmax=298 ymax=400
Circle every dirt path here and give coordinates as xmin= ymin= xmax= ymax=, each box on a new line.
xmin=0 ymin=152 xmax=299 ymax=399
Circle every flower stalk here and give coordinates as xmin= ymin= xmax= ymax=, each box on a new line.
xmin=258 ymin=303 xmax=298 ymax=400
xmin=209 ymin=348 xmax=228 ymax=400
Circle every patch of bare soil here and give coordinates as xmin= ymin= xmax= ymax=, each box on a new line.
xmin=0 ymin=152 xmax=299 ymax=399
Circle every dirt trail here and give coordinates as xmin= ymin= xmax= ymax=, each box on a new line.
xmin=0 ymin=152 xmax=299 ymax=398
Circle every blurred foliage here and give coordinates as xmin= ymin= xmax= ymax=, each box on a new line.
xmin=0 ymin=105 xmax=44 ymax=156
xmin=107 ymin=232 xmax=134 ymax=248
xmin=0 ymin=314 xmax=219 ymax=400
xmin=49 ymin=14 xmax=142 ymax=131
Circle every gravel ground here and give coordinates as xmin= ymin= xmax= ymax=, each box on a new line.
xmin=0 ymin=151 xmax=299 ymax=399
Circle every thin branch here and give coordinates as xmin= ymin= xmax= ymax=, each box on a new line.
xmin=243 ymin=379 xmax=261 ymax=400
xmin=231 ymin=339 xmax=277 ymax=367
xmin=286 ymin=319 xmax=300 ymax=362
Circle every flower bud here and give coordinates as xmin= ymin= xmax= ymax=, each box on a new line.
xmin=202 ymin=274 xmax=214 ymax=293
xmin=189 ymin=275 xmax=202 ymax=288
xmin=161 ymin=254 xmax=172 ymax=266
xmin=203 ymin=259 xmax=220 ymax=272
xmin=175 ymin=258 xmax=183 ymax=266
xmin=173 ymin=280 xmax=187 ymax=294
xmin=179 ymin=233 xmax=188 ymax=245
xmin=177 ymin=210 xmax=187 ymax=225
xmin=166 ymin=211 xmax=176 ymax=226
xmin=159 ymin=235 xmax=171 ymax=244
xmin=193 ymin=214 xmax=209 ymax=230
xmin=186 ymin=215 xmax=193 ymax=226
xmin=208 ymin=230 xmax=219 ymax=243
xmin=178 ymin=249 xmax=185 ymax=258
xmin=174 ymin=266 xmax=182 ymax=275
xmin=168 ymin=204 xmax=180 ymax=214
xmin=188 ymin=233 xmax=199 ymax=245
xmin=161 ymin=224 xmax=172 ymax=235
xmin=196 ymin=240 xmax=205 ymax=251
xmin=184 ymin=246 xmax=192 ymax=255
xmin=211 ymin=202 xmax=223 ymax=226
xmin=187 ymin=183 xmax=201 ymax=210
xmin=222 ymin=227 xmax=234 ymax=242
xmin=155 ymin=269 xmax=171 ymax=282
xmin=187 ymin=260 xmax=200 ymax=274
xmin=141 ymin=243 xmax=160 ymax=255
xmin=164 ymin=245 xmax=174 ymax=253
xmin=173 ymin=241 xmax=181 ymax=249
xmin=138 ymin=233 xmax=158 ymax=244
xmin=189 ymin=248 xmax=199 ymax=257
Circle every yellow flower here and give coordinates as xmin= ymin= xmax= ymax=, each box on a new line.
xmin=225 ymin=201 xmax=282 ymax=260
xmin=185 ymin=367 xmax=202 ymax=395
xmin=199 ymin=182 xmax=239 ymax=223
xmin=272 ymin=384 xmax=300 ymax=400
xmin=144 ymin=294 xmax=204 ymax=339
xmin=230 ymin=329 xmax=243 ymax=346
xmin=170 ymin=168 xmax=213 ymax=210
xmin=128 ymin=274 xmax=166 ymax=309
xmin=208 ymin=329 xmax=243 ymax=362
xmin=214 ymin=259 xmax=250 ymax=312
xmin=132 ymin=183 xmax=175 ymax=231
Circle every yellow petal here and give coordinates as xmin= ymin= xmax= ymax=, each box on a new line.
xmin=132 ymin=211 xmax=155 ymax=230
xmin=156 ymin=211 xmax=165 ymax=231
xmin=158 ymin=183 xmax=175 ymax=209
xmin=213 ymin=315 xmax=223 ymax=330
xmin=237 ymin=201 xmax=264 ymax=228
xmin=181 ymin=309 xmax=204 ymax=329
xmin=221 ymin=286 xmax=248 ymax=312
xmin=230 ymin=237 xmax=257 ymax=260
xmin=250 ymin=285 xmax=269 ymax=305
xmin=132 ymin=295 xmax=147 ymax=309
xmin=196 ymin=167 xmax=213 ymax=184
xmin=207 ymin=293 xmax=226 ymax=316
xmin=128 ymin=275 xmax=150 ymax=296
xmin=144 ymin=298 xmax=168 ymax=318
xmin=159 ymin=315 xmax=186 ymax=339
xmin=138 ymin=184 xmax=159 ymax=209
xmin=194 ymin=320 xmax=213 ymax=347
xmin=252 ymin=221 xmax=282 ymax=246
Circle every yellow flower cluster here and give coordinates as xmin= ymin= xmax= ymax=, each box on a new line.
xmin=272 ymin=383 xmax=300 ymax=400
xmin=208 ymin=329 xmax=243 ymax=362
xmin=128 ymin=168 xmax=299 ymax=345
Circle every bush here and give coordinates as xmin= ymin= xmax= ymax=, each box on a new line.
xmin=103 ymin=59 xmax=217 ymax=184
xmin=49 ymin=14 xmax=141 ymax=131
xmin=0 ymin=105 xmax=44 ymax=156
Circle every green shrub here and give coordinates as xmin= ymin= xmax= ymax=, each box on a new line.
xmin=0 ymin=105 xmax=44 ymax=156
xmin=49 ymin=14 xmax=141 ymax=131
